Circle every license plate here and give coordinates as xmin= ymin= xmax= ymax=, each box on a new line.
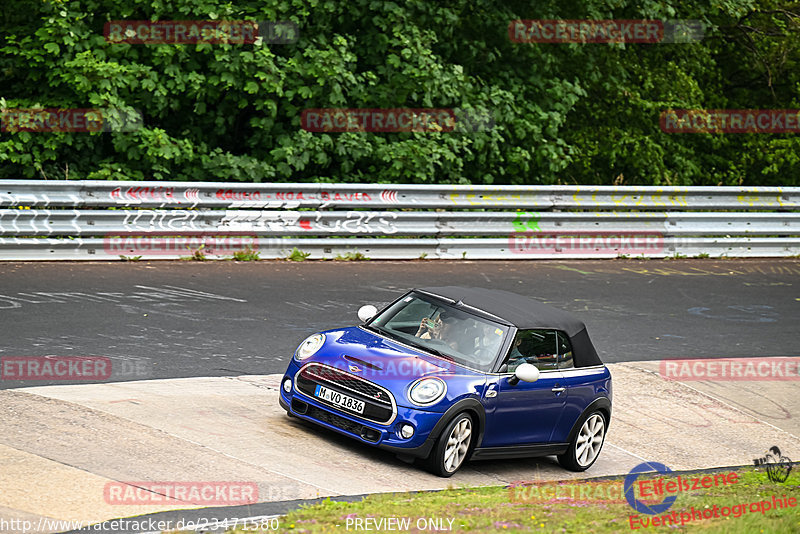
xmin=314 ymin=385 xmax=365 ymax=414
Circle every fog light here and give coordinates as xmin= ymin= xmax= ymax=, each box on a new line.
xmin=400 ymin=424 xmax=415 ymax=439
xmin=283 ymin=378 xmax=292 ymax=393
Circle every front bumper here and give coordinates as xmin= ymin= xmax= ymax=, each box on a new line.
xmin=278 ymin=361 xmax=446 ymax=458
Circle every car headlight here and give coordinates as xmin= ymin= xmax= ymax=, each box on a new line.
xmin=295 ymin=333 xmax=325 ymax=361
xmin=408 ymin=377 xmax=447 ymax=406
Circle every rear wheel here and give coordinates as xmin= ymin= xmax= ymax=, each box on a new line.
xmin=558 ymin=411 xmax=606 ymax=471
xmin=425 ymin=413 xmax=474 ymax=477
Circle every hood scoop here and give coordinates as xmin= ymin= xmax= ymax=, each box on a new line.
xmin=343 ymin=354 xmax=382 ymax=371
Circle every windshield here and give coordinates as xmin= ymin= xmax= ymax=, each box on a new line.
xmin=368 ymin=292 xmax=510 ymax=371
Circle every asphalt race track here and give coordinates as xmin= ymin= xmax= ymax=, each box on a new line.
xmin=1 ymin=259 xmax=798 ymax=389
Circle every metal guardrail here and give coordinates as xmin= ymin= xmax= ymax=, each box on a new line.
xmin=0 ymin=180 xmax=799 ymax=260
xmin=1 ymin=180 xmax=798 ymax=209
xmin=2 ymin=210 xmax=799 ymax=236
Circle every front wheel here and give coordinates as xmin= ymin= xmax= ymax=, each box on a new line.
xmin=425 ymin=413 xmax=474 ymax=477
xmin=558 ymin=411 xmax=606 ymax=471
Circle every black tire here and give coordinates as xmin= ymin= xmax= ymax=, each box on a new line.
xmin=425 ymin=412 xmax=474 ymax=477
xmin=558 ymin=410 xmax=607 ymax=471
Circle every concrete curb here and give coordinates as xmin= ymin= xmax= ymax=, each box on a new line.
xmin=0 ymin=361 xmax=797 ymax=532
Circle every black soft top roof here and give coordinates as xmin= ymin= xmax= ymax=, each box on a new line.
xmin=416 ymin=286 xmax=602 ymax=368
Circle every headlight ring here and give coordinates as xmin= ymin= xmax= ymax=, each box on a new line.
xmin=408 ymin=377 xmax=447 ymax=406
xmin=295 ymin=333 xmax=326 ymax=361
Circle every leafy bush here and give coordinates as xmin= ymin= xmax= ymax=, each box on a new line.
xmin=1 ymin=0 xmax=798 ymax=185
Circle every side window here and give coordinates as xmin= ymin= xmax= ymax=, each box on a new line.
xmin=556 ymin=331 xmax=574 ymax=369
xmin=504 ymin=329 xmax=558 ymax=372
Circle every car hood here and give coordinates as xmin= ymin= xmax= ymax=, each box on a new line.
xmin=301 ymin=326 xmax=485 ymax=409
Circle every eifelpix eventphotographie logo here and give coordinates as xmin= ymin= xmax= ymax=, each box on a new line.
xmin=754 ymin=446 xmax=794 ymax=483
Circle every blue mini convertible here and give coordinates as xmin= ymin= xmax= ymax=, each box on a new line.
xmin=279 ymin=286 xmax=612 ymax=477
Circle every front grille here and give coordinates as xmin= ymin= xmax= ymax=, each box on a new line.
xmin=302 ymin=365 xmax=392 ymax=404
xmin=296 ymin=363 xmax=395 ymax=424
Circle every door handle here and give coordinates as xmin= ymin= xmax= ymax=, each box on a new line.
xmin=551 ymin=387 xmax=566 ymax=393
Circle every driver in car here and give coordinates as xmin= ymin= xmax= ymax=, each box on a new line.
xmin=416 ymin=314 xmax=462 ymax=351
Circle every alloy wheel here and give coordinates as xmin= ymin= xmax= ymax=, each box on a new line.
xmin=443 ymin=417 xmax=472 ymax=472
xmin=575 ymin=413 xmax=605 ymax=467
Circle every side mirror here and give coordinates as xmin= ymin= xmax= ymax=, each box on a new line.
xmin=358 ymin=305 xmax=378 ymax=323
xmin=508 ymin=363 xmax=540 ymax=386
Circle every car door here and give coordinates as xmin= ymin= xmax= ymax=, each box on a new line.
xmin=481 ymin=329 xmax=567 ymax=447
xmin=551 ymin=331 xmax=609 ymax=443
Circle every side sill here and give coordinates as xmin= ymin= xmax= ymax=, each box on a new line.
xmin=470 ymin=443 xmax=569 ymax=460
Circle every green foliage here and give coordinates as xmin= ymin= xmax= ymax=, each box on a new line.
xmin=181 ymin=244 xmax=207 ymax=260
xmin=333 ymin=251 xmax=369 ymax=261
xmin=285 ymin=247 xmax=310 ymax=261
xmin=232 ymin=245 xmax=260 ymax=261
xmin=0 ymin=0 xmax=799 ymax=184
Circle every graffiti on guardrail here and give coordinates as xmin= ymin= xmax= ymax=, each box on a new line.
xmin=1 ymin=181 xmax=798 ymax=259
xmin=218 ymin=211 xmax=399 ymax=234
xmin=215 ymin=188 xmax=379 ymax=208
xmin=121 ymin=210 xmax=203 ymax=231
xmin=219 ymin=211 xmax=299 ymax=231
xmin=570 ymin=191 xmax=690 ymax=208
xmin=736 ymin=193 xmax=791 ymax=207
xmin=512 ymin=211 xmax=541 ymax=232
xmin=448 ymin=192 xmax=533 ymax=207
xmin=215 ymin=189 xmax=263 ymax=201
xmin=312 ymin=211 xmax=399 ymax=234
xmin=111 ymin=186 xmax=181 ymax=204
